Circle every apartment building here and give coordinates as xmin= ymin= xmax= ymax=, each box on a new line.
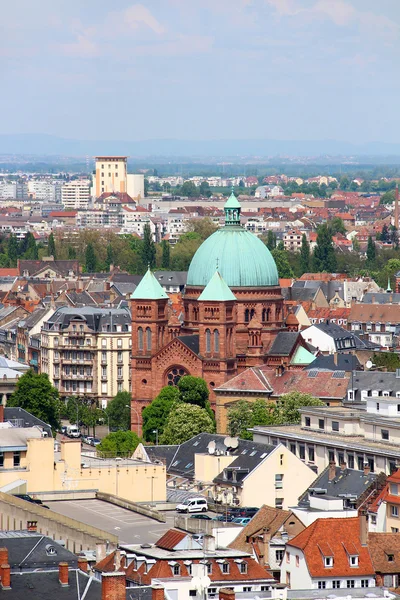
xmin=61 ymin=180 xmax=91 ymax=210
xmin=283 ymin=229 xmax=303 ymax=252
xmin=41 ymin=306 xmax=131 ymax=407
xmin=252 ymin=395 xmax=400 ymax=476
xmin=93 ymin=156 xmax=144 ymax=199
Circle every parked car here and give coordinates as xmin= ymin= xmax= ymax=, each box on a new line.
xmin=13 ymin=494 xmax=50 ymax=509
xmin=90 ymin=438 xmax=101 ymax=446
xmin=190 ymin=514 xmax=212 ymax=520
xmin=232 ymin=517 xmax=251 ymax=526
xmin=82 ymin=436 xmax=94 ymax=445
xmin=176 ymin=497 xmax=208 ymax=513
xmin=66 ymin=425 xmax=81 ymax=438
xmin=212 ymin=514 xmax=228 ymax=522
xmin=60 ymin=426 xmax=67 ymax=435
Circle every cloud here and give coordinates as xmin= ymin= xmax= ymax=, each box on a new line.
xmin=61 ymin=34 xmax=99 ymax=58
xmin=122 ymin=4 xmax=165 ymax=34
xmin=313 ymin=0 xmax=355 ymax=26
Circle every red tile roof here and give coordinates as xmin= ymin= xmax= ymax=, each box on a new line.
xmin=156 ymin=529 xmax=187 ymax=550
xmin=288 ymin=517 xmax=374 ymax=577
xmin=49 ymin=211 xmax=77 ymax=217
xmin=0 ymin=269 xmax=18 ymax=277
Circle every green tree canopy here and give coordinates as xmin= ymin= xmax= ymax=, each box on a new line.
xmin=48 ymin=233 xmax=56 ymax=259
xmin=141 ymin=223 xmax=156 ymax=269
xmin=300 ymin=233 xmax=310 ymax=274
xmin=266 ymin=230 xmax=277 ymax=251
xmin=180 ymin=181 xmax=199 ymax=197
xmin=141 ymin=387 xmax=180 ymax=443
xmin=329 ymin=217 xmax=346 ymax=236
xmin=161 ymin=240 xmax=170 ymax=269
xmin=366 ymin=236 xmax=376 ymax=267
xmin=105 ymin=391 xmax=131 ymax=431
xmin=8 ymin=370 xmax=60 ymax=431
xmin=186 ymin=217 xmax=218 ymax=241
xmin=97 ymin=430 xmax=140 ymax=457
xmin=177 ymin=376 xmax=209 ymax=408
xmin=160 ymin=403 xmax=215 ymax=444
xmin=276 ymin=391 xmax=324 ymax=423
xmin=380 ymin=190 xmax=395 ymax=205
xmin=199 ymin=181 xmax=212 ymax=197
xmin=85 ymin=242 xmax=97 ymax=272
xmin=271 ymin=248 xmax=294 ymax=278
xmin=313 ymin=224 xmax=337 ymax=272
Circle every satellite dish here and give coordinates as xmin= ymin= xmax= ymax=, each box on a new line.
xmin=207 ymin=441 xmax=216 ymax=455
xmin=223 ymin=436 xmax=231 ymax=448
xmin=229 ymin=437 xmax=239 ymax=449
xmin=366 ymin=360 xmax=373 ymax=370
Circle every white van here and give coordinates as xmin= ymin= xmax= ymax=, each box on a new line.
xmin=66 ymin=425 xmax=81 ymax=438
xmin=176 ymin=497 xmax=208 ymax=513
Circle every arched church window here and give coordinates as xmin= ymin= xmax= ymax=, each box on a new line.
xmin=205 ymin=329 xmax=211 ymax=353
xmin=138 ymin=327 xmax=143 ymax=351
xmin=244 ymin=309 xmax=250 ymax=323
xmin=146 ymin=327 xmax=152 ymax=351
xmin=166 ymin=367 xmax=188 ymax=386
xmin=250 ymin=309 xmax=255 ymax=320
xmin=213 ymin=329 xmax=220 ymax=353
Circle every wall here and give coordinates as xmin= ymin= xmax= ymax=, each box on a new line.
xmin=0 ymin=491 xmax=117 ymax=552
xmin=194 ymin=453 xmax=234 ymax=484
xmin=0 ymin=438 xmax=166 ymax=503
xmin=240 ymin=445 xmax=316 ymax=509
xmin=280 ymin=548 xmax=312 ymax=589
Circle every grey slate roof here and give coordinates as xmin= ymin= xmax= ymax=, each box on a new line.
xmin=268 ymin=332 xmax=299 ymax=356
xmin=0 ymin=532 xmax=78 ymax=569
xmin=0 ymin=570 xmax=101 ymax=600
xmin=362 ymin=292 xmax=400 ymax=304
xmin=154 ymin=271 xmax=187 ymax=289
xmin=44 ymin=306 xmax=131 ymax=333
xmin=313 ymin=322 xmax=381 ymax=351
xmin=160 ymin=433 xmax=274 ymax=481
xmin=305 ymin=354 xmax=362 ymax=372
xmin=145 ymin=444 xmax=179 ymax=467
xmin=18 ymin=308 xmax=48 ymax=329
xmin=351 ymin=370 xmax=400 ymax=402
xmin=297 ymin=465 xmax=378 ymax=508
xmin=177 ymin=335 xmax=199 ymax=356
xmin=4 ymin=407 xmax=52 ymax=437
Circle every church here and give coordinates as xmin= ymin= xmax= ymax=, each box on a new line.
xmin=130 ymin=193 xmax=310 ymax=433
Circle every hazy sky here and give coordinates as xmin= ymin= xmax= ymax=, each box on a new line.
xmin=1 ymin=0 xmax=399 ymax=142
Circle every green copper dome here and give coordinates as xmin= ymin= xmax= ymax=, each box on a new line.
xmin=187 ymin=194 xmax=279 ymax=288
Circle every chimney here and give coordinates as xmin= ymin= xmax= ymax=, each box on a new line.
xmin=77 ymin=557 xmax=88 ymax=572
xmin=113 ymin=550 xmax=122 ymax=571
xmin=59 ymin=562 xmax=69 ymax=587
xmin=364 ymin=462 xmax=371 ymax=476
xmin=0 ymin=404 xmax=4 ymax=423
xmin=1 ymin=564 xmax=11 ymax=589
xmin=359 ymin=512 xmax=368 ymax=547
xmin=152 ymin=583 xmax=165 ymax=600
xmin=0 ymin=548 xmax=8 ymax=567
xmin=328 ymin=461 xmax=336 ymax=481
xmin=219 ymin=589 xmax=236 ymax=600
xmin=203 ymin=535 xmax=216 ymax=553
xmin=27 ymin=521 xmax=37 ymax=532
xmin=101 ymin=571 xmax=126 ymax=600
xmin=96 ymin=543 xmax=107 ymax=562
xmin=333 ymin=353 xmax=338 ymax=366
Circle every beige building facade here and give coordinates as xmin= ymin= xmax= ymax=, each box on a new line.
xmin=93 ymin=156 xmax=144 ymax=199
xmin=41 ymin=306 xmax=131 ymax=407
xmin=0 ymin=432 xmax=166 ymax=503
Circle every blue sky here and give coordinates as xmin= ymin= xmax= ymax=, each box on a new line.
xmin=1 ymin=0 xmax=399 ymax=142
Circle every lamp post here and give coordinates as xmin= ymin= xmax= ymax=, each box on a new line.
xmin=147 ymin=475 xmax=156 ymax=506
xmin=152 ymin=429 xmax=158 ymax=446
xmin=126 ymin=404 xmax=140 ymax=436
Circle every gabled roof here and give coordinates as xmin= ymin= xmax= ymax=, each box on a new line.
xmin=268 ymin=331 xmax=301 ymax=357
xmin=156 ymin=529 xmax=187 ymax=550
xmin=288 ymin=517 xmax=374 ymax=577
xmin=198 ymin=270 xmax=236 ymax=302
xmin=0 ymin=532 xmax=78 ymax=569
xmin=368 ymin=533 xmax=400 ymax=574
xmin=130 ymin=269 xmax=168 ymax=300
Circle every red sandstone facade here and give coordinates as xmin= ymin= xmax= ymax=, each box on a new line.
xmin=130 ymin=282 xmax=285 ymax=433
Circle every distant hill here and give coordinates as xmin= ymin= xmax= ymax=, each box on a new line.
xmin=0 ymin=133 xmax=400 ymax=158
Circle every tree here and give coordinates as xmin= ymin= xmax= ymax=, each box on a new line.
xmin=8 ymin=370 xmax=60 ymax=431
xmin=48 ymin=233 xmax=56 ymax=259
xmin=329 ymin=217 xmax=346 ymax=236
xmin=85 ymin=242 xmax=97 ymax=272
xmin=199 ymin=181 xmax=212 ymax=198
xmin=141 ymin=223 xmax=156 ymax=269
xmin=105 ymin=243 xmax=114 ymax=270
xmin=105 ymin=391 xmax=131 ymax=431
xmin=381 ymin=224 xmax=390 ymax=243
xmin=23 ymin=232 xmax=38 ymax=259
xmin=180 ymin=181 xmax=198 ymax=198
xmin=186 ymin=218 xmax=218 ymax=241
xmin=227 ymin=400 xmax=253 ymax=439
xmin=7 ymin=234 xmax=19 ymax=266
xmin=339 ymin=176 xmax=350 ymax=190
xmin=161 ymin=240 xmax=170 ymax=269
xmin=299 ymin=234 xmax=310 ymax=274
xmin=313 ymin=224 xmax=337 ymax=272
xmin=366 ymin=236 xmax=376 ymax=267
xmin=275 ymin=392 xmax=324 ymax=423
xmin=142 ymin=386 xmax=181 ymax=443
xmin=271 ymin=248 xmax=294 ymax=278
xmin=380 ymin=190 xmax=395 ymax=205
xmin=68 ymin=245 xmax=77 ymax=259
xmin=97 ymin=430 xmax=140 ymax=457
xmin=390 ymin=226 xmax=399 ymax=248
xmin=372 ymin=352 xmax=400 ymax=372
xmin=160 ymin=404 xmax=215 ymax=444
xmin=177 ymin=376 xmax=209 ymax=409
xmin=266 ymin=230 xmax=276 ymax=251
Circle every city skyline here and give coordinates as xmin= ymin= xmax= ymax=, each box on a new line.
xmin=1 ymin=0 xmax=399 ymax=146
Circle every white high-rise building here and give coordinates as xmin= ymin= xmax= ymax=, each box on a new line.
xmin=62 ymin=180 xmax=91 ymax=210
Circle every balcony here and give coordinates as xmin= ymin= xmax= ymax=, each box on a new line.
xmin=62 ymin=373 xmax=92 ymax=380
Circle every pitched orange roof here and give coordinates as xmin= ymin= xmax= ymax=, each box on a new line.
xmin=288 ymin=517 xmax=374 ymax=578
xmin=156 ymin=529 xmax=187 ymax=550
xmin=0 ymin=268 xmax=18 ymax=276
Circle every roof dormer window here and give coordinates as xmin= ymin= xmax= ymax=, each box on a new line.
xmin=324 ymin=556 xmax=333 ymax=567
xmin=349 ymin=555 xmax=358 ymax=567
